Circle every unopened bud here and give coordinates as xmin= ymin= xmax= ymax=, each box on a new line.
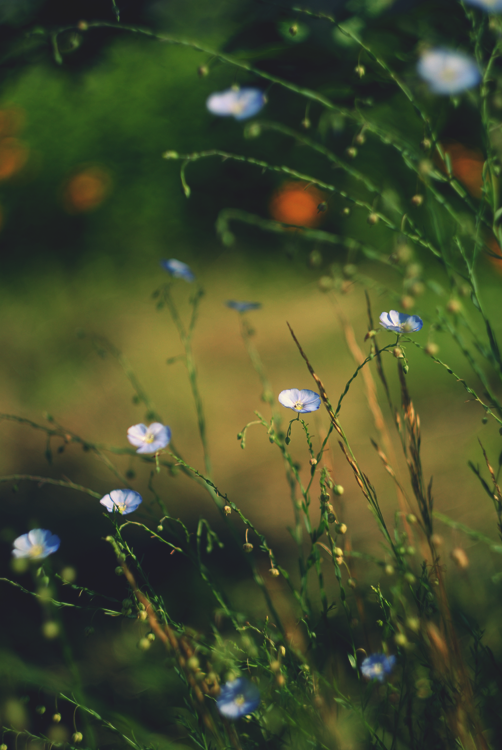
xmin=52 ymin=713 xmax=61 ymax=723
xmin=430 ymin=534 xmax=443 ymax=546
xmin=245 ymin=123 xmax=261 ymax=139
xmin=335 ymin=522 xmax=347 ymax=535
xmin=411 ymin=194 xmax=423 ymax=207
xmin=343 ymin=264 xmax=357 ymax=277
xmin=289 ymin=24 xmax=298 ymax=36
xmin=187 ymin=656 xmax=200 ymax=671
xmin=147 ymin=633 xmax=155 ymax=642
xmin=309 ymin=457 xmax=317 ymax=466
xmin=400 ymin=295 xmax=414 ymax=310
xmin=327 ymin=512 xmax=336 ymax=523
xmin=404 ymin=572 xmax=415 ymax=584
xmin=269 ymin=567 xmax=280 ymax=577
xmin=301 ymin=118 xmax=311 ymax=129
xmin=341 ymin=207 xmax=350 ymax=216
xmin=279 ymin=645 xmax=286 ymax=657
xmin=346 ymin=147 xmax=357 ymax=159
xmin=276 ymin=674 xmax=286 ymax=687
xmin=420 ymin=138 xmax=431 ymax=150
xmin=224 ymin=505 xmax=231 ymax=515
xmin=36 ymin=706 xmax=46 ymax=715
xmin=77 ymin=20 xmax=88 ymax=31
xmin=270 ymin=660 xmax=281 ymax=672
xmin=354 ymin=64 xmax=365 ymax=77
xmin=334 ymin=547 xmax=343 ymax=558
xmin=354 ymin=133 xmax=366 ymax=145
xmin=407 ymin=617 xmax=420 ymax=632
xmin=406 ymin=514 xmax=417 ymax=524
xmin=367 ymin=212 xmax=379 ymax=225
xmin=446 ymin=299 xmax=462 ymax=314
xmin=42 ymin=621 xmax=60 ymax=639
xmin=157 ymin=524 xmax=164 ymax=532
xmin=333 ymin=484 xmax=344 ymax=495
xmin=72 ymin=733 xmax=83 ymax=744
xmin=393 ymin=347 xmax=404 ymax=359
xmin=365 ymin=329 xmax=377 ymax=340
xmin=402 ymin=363 xmax=410 ymax=374
xmin=163 ymin=151 xmax=179 ymax=160
xmin=450 ymin=547 xmax=469 ymax=569
xmin=138 ymin=610 xmax=148 ymax=621
xmin=115 ymin=566 xmax=123 ymax=576
xmin=243 ymin=543 xmax=254 ymax=553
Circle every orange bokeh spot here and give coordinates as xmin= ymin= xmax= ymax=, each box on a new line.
xmin=64 ymin=166 xmax=112 ymax=213
xmin=269 ymin=181 xmax=326 ymax=228
xmin=0 ymin=108 xmax=25 ymax=138
xmin=436 ymin=142 xmax=485 ymax=199
xmin=486 ymin=235 xmax=502 ymax=272
xmin=0 ymin=137 xmax=29 ymax=181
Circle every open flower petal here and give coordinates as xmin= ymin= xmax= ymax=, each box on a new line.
xmin=127 ymin=422 xmax=171 ymax=454
xmin=216 ymin=677 xmax=260 ymax=720
xmin=278 ymin=388 xmax=321 ymax=413
xmin=206 ymin=88 xmax=266 ymax=120
xmin=160 ymin=259 xmax=195 ymax=282
xmin=361 ymin=653 xmax=396 ymax=682
xmin=464 ymin=0 xmax=502 ymax=11
xmin=12 ymin=529 xmax=61 ymax=560
xmin=417 ymin=49 xmax=480 ymax=95
xmin=379 ymin=310 xmax=423 ymax=334
xmin=100 ymin=489 xmax=143 ymax=515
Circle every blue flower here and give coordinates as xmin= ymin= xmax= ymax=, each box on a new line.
xmin=206 ymin=88 xmax=266 ymax=121
xmin=417 ymin=49 xmax=481 ymax=95
xmin=160 ymin=259 xmax=195 ymax=282
xmin=278 ymin=388 xmax=321 ymax=413
xmin=100 ymin=489 xmax=143 ymax=515
xmin=216 ymin=678 xmax=260 ymax=720
xmin=127 ymin=422 xmax=171 ymax=454
xmin=361 ymin=653 xmax=396 ymax=682
xmin=464 ymin=0 xmax=502 ymax=10
xmin=379 ymin=310 xmax=423 ymax=334
xmin=225 ymin=300 xmax=262 ymax=312
xmin=12 ymin=529 xmax=60 ymax=560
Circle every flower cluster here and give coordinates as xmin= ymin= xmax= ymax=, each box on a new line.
xmin=278 ymin=388 xmax=321 ymax=413
xmin=216 ymin=677 xmax=260 ymax=719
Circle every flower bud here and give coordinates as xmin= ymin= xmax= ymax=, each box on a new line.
xmin=395 ymin=633 xmax=408 ymax=647
xmin=407 ymin=617 xmax=420 ymax=632
xmin=157 ymin=524 xmax=164 ymax=532
xmin=279 ymin=645 xmax=286 ymax=657
xmin=450 ymin=547 xmax=469 ymax=569
xmin=42 ymin=621 xmax=60 ymax=639
xmin=409 ymin=281 xmax=425 ymax=296
xmin=400 ymin=295 xmax=414 ymax=310
xmin=276 ymin=674 xmax=286 ymax=687
xmin=197 ymin=65 xmax=209 ymax=77
xmin=187 ymin=656 xmax=200 ymax=671
xmin=334 ymin=547 xmax=343 ymax=558
xmin=36 ymin=706 xmax=46 ymax=715
xmin=341 ymin=207 xmax=350 ymax=216
xmin=309 ymin=457 xmax=317 ymax=466
xmin=354 ymin=133 xmax=366 ymax=146
xmin=138 ymin=610 xmax=148 ymax=621
xmin=343 ymin=264 xmax=357 ymax=278
xmin=245 ymin=123 xmax=261 ymax=139
xmin=367 ymin=212 xmax=379 ymax=225
xmin=335 ymin=522 xmax=347 ymax=535
xmin=269 ymin=567 xmax=280 ymax=577
xmin=333 ymin=484 xmax=344 ymax=495
xmin=393 ymin=347 xmax=404 ymax=359
xmin=115 ymin=566 xmax=123 ymax=576
xmin=346 ymin=147 xmax=357 ymax=159
xmin=270 ymin=660 xmax=281 ymax=672
xmin=402 ymin=363 xmax=409 ymax=374
xmin=425 ymin=343 xmax=439 ymax=356
xmin=162 ymin=151 xmax=179 ymax=160
xmin=243 ymin=543 xmax=254 ymax=553
xmin=147 ymin=633 xmax=155 ymax=642
xmin=404 ymin=572 xmax=415 ymax=584
xmin=327 ymin=512 xmax=336 ymax=523
xmin=77 ymin=21 xmax=88 ymax=31
xmin=223 ymin=505 xmax=231 ymax=515
xmin=446 ymin=299 xmax=462 ymax=314
xmin=72 ymin=733 xmax=83 ymax=744
xmin=52 ymin=713 xmax=61 ymax=723
xmin=420 ymin=138 xmax=431 ymax=150
xmin=430 ymin=534 xmax=443 ymax=546
xmin=411 ymin=194 xmax=423 ymax=207
xmin=301 ymin=118 xmax=311 ymax=129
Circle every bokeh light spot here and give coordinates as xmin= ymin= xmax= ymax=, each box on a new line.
xmin=269 ymin=181 xmax=327 ymax=228
xmin=63 ymin=166 xmax=112 ymax=213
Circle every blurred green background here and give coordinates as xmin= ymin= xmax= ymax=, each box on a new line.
xmin=2 ymin=0 xmax=502 ymax=745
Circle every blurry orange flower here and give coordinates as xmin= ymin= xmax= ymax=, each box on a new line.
xmin=0 ymin=137 xmax=29 ymax=181
xmin=269 ymin=181 xmax=326 ymax=228
xmin=435 ymin=142 xmax=484 ymax=199
xmin=63 ymin=166 xmax=112 ymax=213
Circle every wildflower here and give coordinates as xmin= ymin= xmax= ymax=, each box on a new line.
xmin=360 ymin=653 xmax=396 ymax=682
xmin=206 ymin=87 xmax=266 ymax=120
xmin=216 ymin=677 xmax=260 ymax=719
xmin=278 ymin=388 xmax=321 ymax=413
xmin=160 ymin=259 xmax=195 ymax=282
xmin=127 ymin=422 xmax=171 ymax=454
xmin=379 ymin=310 xmax=423 ymax=334
xmin=417 ymin=49 xmax=481 ymax=95
xmin=100 ymin=489 xmax=143 ymax=515
xmin=225 ymin=300 xmax=262 ymax=312
xmin=464 ymin=0 xmax=502 ymax=10
xmin=12 ymin=529 xmax=60 ymax=560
